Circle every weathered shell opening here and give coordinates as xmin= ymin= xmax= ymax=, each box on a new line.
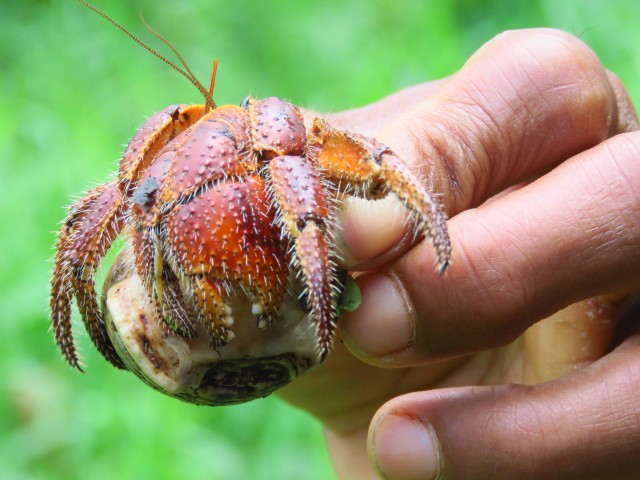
xmin=102 ymin=250 xmax=322 ymax=406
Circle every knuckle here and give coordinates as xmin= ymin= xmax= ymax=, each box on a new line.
xmin=450 ymin=218 xmax=535 ymax=342
xmin=488 ymin=28 xmax=613 ymax=128
xmin=608 ymin=130 xmax=640 ymax=161
xmin=399 ymin=28 xmax=617 ymax=216
xmin=403 ymin=117 xmax=468 ymax=212
xmin=595 ymin=344 xmax=640 ymax=442
xmin=493 ymin=28 xmax=601 ymax=72
xmin=597 ymin=132 xmax=640 ymax=209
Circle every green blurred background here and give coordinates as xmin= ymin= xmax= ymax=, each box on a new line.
xmin=1 ymin=0 xmax=638 ymax=479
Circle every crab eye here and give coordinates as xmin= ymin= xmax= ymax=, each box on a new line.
xmin=240 ymin=96 xmax=251 ymax=109
xmin=132 ymin=177 xmax=160 ymax=206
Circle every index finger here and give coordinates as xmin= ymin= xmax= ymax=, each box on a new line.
xmin=337 ymin=28 xmax=634 ymax=267
xmin=338 ymin=29 xmax=639 ymax=364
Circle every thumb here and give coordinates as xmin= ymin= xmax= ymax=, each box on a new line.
xmin=368 ymin=335 xmax=640 ymax=480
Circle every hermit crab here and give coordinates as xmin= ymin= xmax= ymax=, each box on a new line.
xmin=49 ymin=1 xmax=451 ymax=405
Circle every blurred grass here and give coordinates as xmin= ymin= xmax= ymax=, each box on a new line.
xmin=0 ymin=0 xmax=638 ymax=479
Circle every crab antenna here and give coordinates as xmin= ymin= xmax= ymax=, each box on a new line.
xmin=76 ymin=0 xmax=216 ymax=108
xmin=138 ymin=11 xmax=216 ymax=109
xmin=205 ymin=59 xmax=219 ymax=112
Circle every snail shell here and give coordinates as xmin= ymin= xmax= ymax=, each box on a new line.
xmin=102 ymin=249 xmax=323 ymax=405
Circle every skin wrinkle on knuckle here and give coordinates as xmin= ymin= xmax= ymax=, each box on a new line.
xmin=402 ymin=111 xmax=477 ymax=212
xmin=488 ymin=42 xmax=605 ymax=167
xmin=586 ymin=134 xmax=640 ymax=258
xmin=456 ymin=99 xmax=518 ymax=204
xmin=386 ymin=29 xmax=616 ymax=230
xmin=454 ymin=217 xmax=538 ymax=334
xmin=457 ymin=64 xmax=533 ymax=164
xmin=561 ymin=364 xmax=640 ymax=467
xmin=472 ymin=386 xmax=594 ymax=477
xmin=507 ymin=399 xmax=554 ymax=471
xmin=403 ymin=65 xmax=594 ymax=216
xmin=538 ymin=344 xmax=640 ymax=469
xmin=444 ymin=96 xmax=504 ymax=192
xmin=436 ymin=385 xmax=551 ymax=477
xmin=393 ymin=223 xmax=527 ymax=356
xmin=510 ymin=30 xmax=613 ymax=149
xmin=531 ymin=32 xmax=614 ymax=137
xmin=605 ymin=349 xmax=640 ymax=433
xmin=601 ymin=133 xmax=640 ymax=196
xmin=447 ymin=228 xmax=505 ymax=318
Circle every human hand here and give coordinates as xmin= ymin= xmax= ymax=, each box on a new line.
xmin=278 ymin=28 xmax=640 ymax=479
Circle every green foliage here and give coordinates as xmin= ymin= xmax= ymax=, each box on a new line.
xmin=0 ymin=0 xmax=637 ymax=479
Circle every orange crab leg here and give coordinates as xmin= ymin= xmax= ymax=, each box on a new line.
xmin=246 ymin=97 xmax=307 ymax=157
xmin=378 ymin=154 xmax=451 ymax=272
xmin=192 ymin=276 xmax=235 ymax=346
xmin=269 ymin=155 xmax=337 ymax=357
xmin=308 ymin=118 xmax=451 ymax=273
xmin=118 ymin=104 xmax=205 ymax=184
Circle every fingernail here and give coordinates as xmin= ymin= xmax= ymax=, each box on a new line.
xmin=341 ymin=272 xmax=415 ymax=359
xmin=371 ymin=413 xmax=441 ymax=480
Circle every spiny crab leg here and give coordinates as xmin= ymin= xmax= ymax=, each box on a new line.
xmin=130 ymin=224 xmax=198 ymax=338
xmin=378 ymin=154 xmax=450 ymax=272
xmin=192 ymin=276 xmax=236 ymax=346
xmin=268 ymin=154 xmax=337 ymax=357
xmin=118 ymin=104 xmax=206 ymax=184
xmin=50 ymin=181 xmax=126 ymax=370
xmin=309 ymin=118 xmax=452 ymax=273
xmin=158 ymin=266 xmax=199 ymax=338
xmin=295 ymin=222 xmax=335 ymax=358
xmin=51 ymin=185 xmax=107 ymax=369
